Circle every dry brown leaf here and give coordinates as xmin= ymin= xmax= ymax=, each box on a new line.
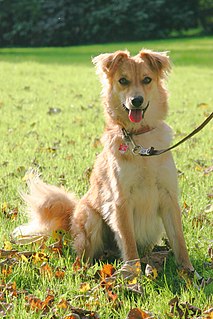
xmin=99 ymin=263 xmax=116 ymax=280
xmin=4 ymin=207 xmax=18 ymax=220
xmin=0 ymin=302 xmax=13 ymax=317
xmin=168 ymin=296 xmax=202 ymax=319
xmin=57 ymin=298 xmax=70 ymax=310
xmin=39 ymin=262 xmax=53 ymax=278
xmin=141 ymin=250 xmax=170 ymax=272
xmin=126 ymin=307 xmax=155 ymax=319
xmin=25 ymin=292 xmax=54 ymax=313
xmin=203 ymin=308 xmax=213 ymax=319
xmin=55 ymin=267 xmax=66 ymax=279
xmin=63 ymin=315 xmax=80 ymax=319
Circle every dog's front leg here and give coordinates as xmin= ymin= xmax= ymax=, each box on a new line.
xmin=160 ymin=192 xmax=194 ymax=271
xmin=112 ymin=202 xmax=139 ymax=261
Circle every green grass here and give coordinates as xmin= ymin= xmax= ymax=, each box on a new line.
xmin=0 ymin=37 xmax=212 ymax=318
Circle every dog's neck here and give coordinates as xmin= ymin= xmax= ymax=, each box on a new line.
xmin=127 ymin=125 xmax=155 ymax=136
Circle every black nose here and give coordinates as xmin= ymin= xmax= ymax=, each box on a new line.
xmin=131 ymin=96 xmax=144 ymax=108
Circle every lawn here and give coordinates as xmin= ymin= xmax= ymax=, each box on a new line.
xmin=0 ymin=37 xmax=212 ymax=318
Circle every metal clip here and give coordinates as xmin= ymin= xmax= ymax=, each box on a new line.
xmin=139 ymin=147 xmax=152 ymax=156
xmin=122 ymin=128 xmax=154 ymax=157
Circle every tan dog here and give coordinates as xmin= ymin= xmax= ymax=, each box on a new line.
xmin=13 ymin=49 xmax=194 ymax=272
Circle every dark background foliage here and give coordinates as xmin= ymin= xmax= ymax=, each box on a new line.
xmin=0 ymin=0 xmax=212 ymax=47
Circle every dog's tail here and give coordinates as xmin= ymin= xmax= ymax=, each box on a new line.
xmin=12 ymin=177 xmax=78 ymax=239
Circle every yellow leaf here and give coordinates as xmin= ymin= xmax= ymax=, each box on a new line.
xmin=2 ymin=202 xmax=8 ymax=212
xmin=2 ymin=266 xmax=13 ymax=276
xmin=20 ymin=254 xmax=29 ymax=262
xmin=57 ymin=298 xmax=69 ymax=309
xmin=52 ymin=229 xmax=66 ymax=240
xmin=152 ymin=267 xmax=158 ymax=279
xmin=4 ymin=241 xmax=13 ymax=250
xmin=32 ymin=252 xmax=49 ymax=264
xmin=145 ymin=264 xmax=158 ymax=279
xmin=128 ymin=277 xmax=138 ymax=285
xmin=80 ymin=282 xmax=90 ymax=293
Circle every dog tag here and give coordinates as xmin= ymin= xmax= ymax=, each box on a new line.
xmin=119 ymin=144 xmax=129 ymax=154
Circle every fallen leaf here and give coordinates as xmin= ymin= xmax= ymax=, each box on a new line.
xmin=1 ymin=265 xmax=13 ymax=277
xmin=0 ymin=249 xmax=18 ymax=258
xmin=47 ymin=107 xmax=62 ymax=115
xmin=80 ymin=282 xmax=91 ymax=293
xmin=11 ymin=234 xmax=46 ymax=245
xmin=4 ymin=207 xmax=18 ymax=220
xmin=145 ymin=264 xmax=158 ymax=279
xmin=0 ymin=302 xmax=13 ymax=317
xmin=192 ymin=213 xmax=209 ymax=228
xmin=203 ymin=308 xmax=213 ymax=319
xmin=72 ymin=256 xmax=82 ymax=272
xmin=57 ymin=298 xmax=69 ymax=310
xmin=204 ymin=166 xmax=213 ymax=175
xmin=99 ymin=264 xmax=116 ymax=280
xmin=55 ymin=267 xmax=66 ymax=279
xmin=182 ymin=201 xmax=191 ymax=215
xmin=3 ymin=241 xmax=13 ymax=251
xmin=64 ymin=305 xmax=100 ymax=319
xmin=32 ymin=252 xmax=49 ymax=264
xmin=63 ymin=314 xmax=80 ymax=319
xmin=141 ymin=250 xmax=170 ymax=272
xmin=26 ymin=292 xmax=54 ymax=313
xmin=126 ymin=307 xmax=155 ymax=319
xmin=115 ymin=259 xmax=141 ymax=280
xmin=107 ymin=289 xmax=118 ymax=303
xmin=168 ymin=296 xmax=202 ymax=319
xmin=39 ymin=262 xmax=53 ymax=278
xmin=1 ymin=202 xmax=9 ymax=213
xmin=124 ymin=282 xmax=143 ymax=295
xmin=205 ymin=204 xmax=213 ymax=213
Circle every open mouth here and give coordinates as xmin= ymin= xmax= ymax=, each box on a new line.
xmin=122 ymin=102 xmax=149 ymax=123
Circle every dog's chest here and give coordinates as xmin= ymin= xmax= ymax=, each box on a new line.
xmin=118 ymin=157 xmax=158 ymax=195
xmin=117 ymin=157 xmax=164 ymax=246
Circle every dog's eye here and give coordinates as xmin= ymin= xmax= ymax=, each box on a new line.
xmin=119 ymin=77 xmax=130 ymax=85
xmin=142 ymin=77 xmax=152 ymax=85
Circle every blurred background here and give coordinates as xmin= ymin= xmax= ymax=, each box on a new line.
xmin=0 ymin=0 xmax=212 ymax=47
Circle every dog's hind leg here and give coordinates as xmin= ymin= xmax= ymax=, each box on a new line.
xmin=71 ymin=202 xmax=104 ymax=261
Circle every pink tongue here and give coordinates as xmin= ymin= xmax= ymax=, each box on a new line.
xmin=129 ymin=109 xmax=142 ymax=123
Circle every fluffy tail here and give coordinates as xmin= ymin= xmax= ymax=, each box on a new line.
xmin=12 ymin=178 xmax=78 ymax=238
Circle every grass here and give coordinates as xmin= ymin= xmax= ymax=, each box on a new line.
xmin=0 ymin=37 xmax=212 ymax=318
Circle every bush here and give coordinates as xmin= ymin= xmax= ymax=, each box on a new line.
xmin=0 ymin=0 xmax=205 ymax=47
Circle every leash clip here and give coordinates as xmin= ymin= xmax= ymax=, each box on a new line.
xmin=132 ymin=146 xmax=154 ymax=156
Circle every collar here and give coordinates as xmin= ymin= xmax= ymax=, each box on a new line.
xmin=125 ymin=125 xmax=155 ymax=136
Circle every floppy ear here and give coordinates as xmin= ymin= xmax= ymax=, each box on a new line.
xmin=92 ymin=50 xmax=130 ymax=76
xmin=140 ymin=50 xmax=171 ymax=76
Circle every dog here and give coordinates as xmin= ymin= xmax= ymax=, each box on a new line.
xmin=13 ymin=49 xmax=194 ymax=272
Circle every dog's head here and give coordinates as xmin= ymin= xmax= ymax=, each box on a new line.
xmin=92 ymin=49 xmax=171 ymax=128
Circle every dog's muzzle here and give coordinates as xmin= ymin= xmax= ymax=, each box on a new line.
xmin=122 ymin=101 xmax=149 ymax=123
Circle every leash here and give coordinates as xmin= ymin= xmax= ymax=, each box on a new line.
xmin=122 ymin=112 xmax=213 ymax=157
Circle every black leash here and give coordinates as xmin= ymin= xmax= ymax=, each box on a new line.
xmin=122 ymin=112 xmax=213 ymax=157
